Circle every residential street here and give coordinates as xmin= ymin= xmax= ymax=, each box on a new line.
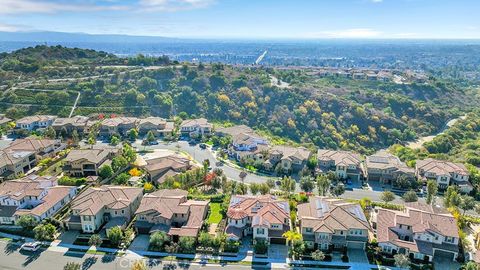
xmin=133 ymin=140 xmax=274 ymax=186
xmin=132 ymin=140 xmax=410 ymax=203
xmin=0 ymin=241 xmax=266 ymax=270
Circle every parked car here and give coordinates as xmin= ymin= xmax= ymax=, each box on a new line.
xmin=188 ymin=140 xmax=197 ymax=146
xmin=20 ymin=242 xmax=42 ymax=252
xmin=149 ymin=140 xmax=159 ymax=145
xmin=199 ymin=143 xmax=207 ymax=149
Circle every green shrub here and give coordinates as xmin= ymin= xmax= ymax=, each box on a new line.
xmin=58 ymin=176 xmax=86 ymax=186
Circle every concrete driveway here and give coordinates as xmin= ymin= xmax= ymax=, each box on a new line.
xmin=57 ymin=231 xmax=79 ymax=245
xmin=129 ymin=234 xmax=150 ymax=251
xmin=347 ymin=249 xmax=369 ymax=264
xmin=268 ymin=244 xmax=288 ymax=261
xmin=433 ymin=256 xmax=460 ymax=270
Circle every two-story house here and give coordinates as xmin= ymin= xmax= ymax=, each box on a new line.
xmin=52 ymin=116 xmax=90 ymax=135
xmin=134 ymin=189 xmax=209 ymax=239
xmin=265 ymin=146 xmax=312 ymax=173
xmin=180 ymin=118 xmax=212 ymax=137
xmin=138 ymin=117 xmax=174 ymax=137
xmin=0 ymin=149 xmax=36 ymax=179
xmin=142 ymin=154 xmax=192 ymax=184
xmin=99 ymin=117 xmax=139 ymax=138
xmin=225 ymin=195 xmax=290 ymax=244
xmin=0 ymin=138 xmax=65 ymax=179
xmin=6 ymin=138 xmax=65 ymax=161
xmin=0 ymin=175 xmax=76 ymax=224
xmin=372 ymin=202 xmax=459 ymax=262
xmin=365 ymin=150 xmax=415 ymax=184
xmin=15 ymin=115 xmax=57 ymax=131
xmin=63 ymin=146 xmax=121 ymax=177
xmin=297 ymin=197 xmax=371 ymax=250
xmin=316 ymin=149 xmax=364 ymax=181
xmin=66 ymin=186 xmax=143 ymax=233
xmin=416 ymin=159 xmax=471 ymax=192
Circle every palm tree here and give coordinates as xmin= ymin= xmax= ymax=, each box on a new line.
xmin=282 ymin=230 xmax=302 ymax=246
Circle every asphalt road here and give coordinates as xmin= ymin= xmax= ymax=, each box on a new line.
xmin=133 ymin=140 xmax=275 ymax=186
xmin=0 ymin=241 xmax=266 ymax=270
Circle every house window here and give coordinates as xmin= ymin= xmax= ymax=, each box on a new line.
xmin=305 ymin=227 xmax=313 ymax=233
xmin=256 ymin=228 xmax=265 ymax=234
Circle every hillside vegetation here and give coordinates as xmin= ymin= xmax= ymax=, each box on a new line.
xmin=2 ymin=46 xmax=480 ymax=155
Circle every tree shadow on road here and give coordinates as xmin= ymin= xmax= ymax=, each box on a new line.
xmin=21 ymin=250 xmax=43 ymax=267
xmin=101 ymin=254 xmax=115 ymax=264
xmin=4 ymin=241 xmax=19 ymax=255
xmin=82 ymin=256 xmax=98 ymax=270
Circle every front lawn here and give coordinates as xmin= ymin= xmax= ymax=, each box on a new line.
xmin=208 ymin=203 xmax=223 ymax=224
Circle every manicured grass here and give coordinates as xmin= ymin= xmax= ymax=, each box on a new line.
xmin=39 ymin=160 xmax=64 ymax=176
xmin=208 ymin=203 xmax=223 ymax=224
xmin=86 ymin=250 xmax=107 ymax=255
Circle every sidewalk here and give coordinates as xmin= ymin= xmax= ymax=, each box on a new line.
xmin=1 ymin=231 xmax=397 ymax=269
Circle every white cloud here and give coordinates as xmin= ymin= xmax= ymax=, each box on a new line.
xmin=371 ymin=0 xmax=383 ymax=3
xmin=139 ymin=0 xmax=215 ymax=11
xmin=0 ymin=23 xmax=21 ymax=32
xmin=0 ymin=0 xmax=128 ymax=14
xmin=0 ymin=0 xmax=214 ymax=14
xmin=308 ymin=28 xmax=383 ymax=38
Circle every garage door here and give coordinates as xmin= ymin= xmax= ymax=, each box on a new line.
xmin=270 ymin=238 xmax=286 ymax=245
xmin=347 ymin=241 xmax=365 ymax=249
xmin=434 ymin=249 xmax=456 ymax=261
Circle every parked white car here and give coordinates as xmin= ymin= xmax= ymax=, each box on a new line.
xmin=20 ymin=242 xmax=42 ymax=252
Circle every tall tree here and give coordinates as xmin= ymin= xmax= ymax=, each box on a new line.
xmin=299 ymin=176 xmax=315 ymax=192
xmin=444 ymin=185 xmax=461 ymax=208
xmin=426 ymin=180 xmax=438 ymax=205
xmin=331 ymin=184 xmax=345 ymax=197
xmin=149 ymin=231 xmax=169 ymax=251
xmin=460 ymin=195 xmax=476 ymax=215
xmin=146 ymin=130 xmax=156 ymax=143
xmin=316 ymin=175 xmax=331 ymax=196
xmin=249 ymin=183 xmax=260 ymax=195
xmin=71 ymin=129 xmax=80 ymax=144
xmin=280 ymin=176 xmax=296 ymax=196
xmin=106 ymin=226 xmax=124 ymax=247
xmin=128 ymin=128 xmax=138 ymax=142
xmin=33 ymin=223 xmax=57 ymax=241
xmin=44 ymin=126 xmax=56 ymax=139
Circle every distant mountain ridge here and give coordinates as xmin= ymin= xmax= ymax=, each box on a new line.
xmin=0 ymin=31 xmax=181 ymax=43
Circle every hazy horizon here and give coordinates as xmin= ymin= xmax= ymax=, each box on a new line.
xmin=0 ymin=0 xmax=479 ymax=39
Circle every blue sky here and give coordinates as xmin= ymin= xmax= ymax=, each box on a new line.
xmin=0 ymin=0 xmax=479 ymax=39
